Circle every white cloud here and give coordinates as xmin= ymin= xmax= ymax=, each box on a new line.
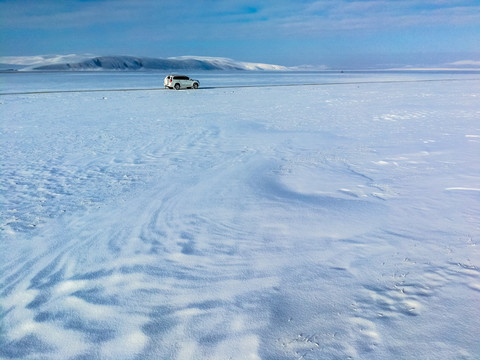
xmin=0 ymin=0 xmax=151 ymax=29
xmin=281 ymin=0 xmax=480 ymax=34
xmin=3 ymin=0 xmax=480 ymax=33
xmin=446 ymin=60 xmax=480 ymax=67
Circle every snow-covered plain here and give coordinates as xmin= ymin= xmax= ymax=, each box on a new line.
xmin=1 ymin=72 xmax=479 ymax=359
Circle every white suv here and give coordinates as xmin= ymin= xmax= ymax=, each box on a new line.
xmin=164 ymin=75 xmax=200 ymax=90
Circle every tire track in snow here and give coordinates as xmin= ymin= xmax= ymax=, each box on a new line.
xmin=0 ymin=115 xmax=275 ymax=359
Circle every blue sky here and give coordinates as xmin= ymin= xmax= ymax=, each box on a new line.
xmin=1 ymin=0 xmax=479 ymax=68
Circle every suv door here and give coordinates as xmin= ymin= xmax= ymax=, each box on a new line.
xmin=179 ymin=76 xmax=190 ymax=88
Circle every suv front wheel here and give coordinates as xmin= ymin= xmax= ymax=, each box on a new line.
xmin=193 ymin=83 xmax=198 ymax=89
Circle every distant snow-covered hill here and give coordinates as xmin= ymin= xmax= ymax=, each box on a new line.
xmin=1 ymin=55 xmax=288 ymax=71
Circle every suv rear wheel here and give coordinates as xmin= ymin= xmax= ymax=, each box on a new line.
xmin=174 ymin=83 xmax=181 ymax=90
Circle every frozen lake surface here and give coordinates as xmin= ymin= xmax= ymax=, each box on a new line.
xmin=1 ymin=72 xmax=479 ymax=359
xmin=2 ymin=70 xmax=479 ymax=93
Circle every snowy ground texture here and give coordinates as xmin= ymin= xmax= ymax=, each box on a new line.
xmin=1 ymin=72 xmax=479 ymax=359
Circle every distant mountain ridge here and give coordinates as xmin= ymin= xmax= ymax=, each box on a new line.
xmin=9 ymin=55 xmax=289 ymax=71
xmin=3 ymin=54 xmax=477 ymax=72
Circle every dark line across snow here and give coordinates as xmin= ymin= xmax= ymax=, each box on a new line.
xmin=0 ymin=78 xmax=478 ymax=96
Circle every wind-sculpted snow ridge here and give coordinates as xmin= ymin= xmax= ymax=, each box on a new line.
xmin=1 ymin=73 xmax=479 ymax=359
xmin=29 ymin=55 xmax=289 ymax=71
